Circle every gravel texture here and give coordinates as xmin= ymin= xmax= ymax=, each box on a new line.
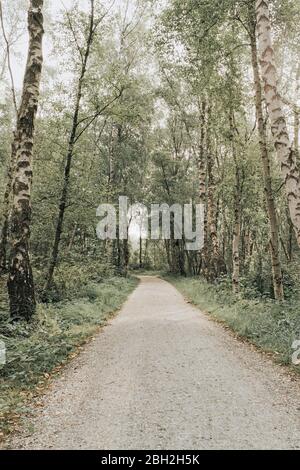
xmin=7 ymin=276 xmax=300 ymax=450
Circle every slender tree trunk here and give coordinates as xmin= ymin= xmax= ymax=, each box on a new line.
xmin=123 ymin=238 xmax=129 ymax=276
xmin=294 ymin=110 xmax=299 ymax=164
xmin=244 ymin=229 xmax=254 ymax=272
xmin=248 ymin=6 xmax=284 ymax=300
xmin=206 ymin=149 xmax=220 ymax=278
xmin=139 ymin=234 xmax=142 ymax=268
xmin=229 ymin=101 xmax=242 ymax=294
xmin=222 ymin=202 xmax=228 ymax=263
xmin=198 ymin=101 xmax=207 ymax=207
xmin=0 ymin=1 xmax=19 ymax=274
xmin=288 ymin=216 xmax=293 ymax=261
xmin=105 ymin=123 xmax=119 ymax=273
xmin=198 ymin=100 xmax=208 ymax=276
xmin=280 ymin=236 xmax=290 ymax=262
xmin=206 ymin=109 xmax=225 ymax=280
xmin=44 ymin=2 xmax=95 ymax=294
xmin=230 ymin=131 xmax=241 ymax=293
xmin=256 ymin=0 xmax=300 ymax=246
xmin=0 ymin=141 xmax=16 ymax=273
xmin=7 ymin=0 xmax=44 ymax=319
xmin=294 ymin=65 xmax=300 ymax=166
xmin=0 ymin=216 xmax=9 ymax=272
xmin=164 ymin=239 xmax=171 ymax=271
xmin=228 ymin=47 xmax=242 ymax=293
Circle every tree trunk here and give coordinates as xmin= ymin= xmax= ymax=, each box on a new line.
xmin=207 ymin=150 xmax=221 ymax=279
xmin=0 ymin=141 xmax=16 ymax=273
xmin=105 ymin=123 xmax=120 ymax=274
xmin=256 ymin=0 xmax=300 ymax=247
xmin=44 ymin=1 xmax=95 ymax=294
xmin=164 ymin=239 xmax=171 ymax=271
xmin=139 ymin=235 xmax=142 ymax=268
xmin=206 ymin=109 xmax=226 ymax=280
xmin=288 ymin=215 xmax=293 ymax=261
xmin=198 ymin=101 xmax=207 ymax=206
xmin=122 ymin=238 xmax=129 ymax=276
xmin=198 ymin=100 xmax=208 ymax=276
xmin=230 ymin=130 xmax=241 ymax=293
xmin=248 ymin=5 xmax=284 ymax=301
xmin=294 ymin=65 xmax=300 ymax=166
xmin=7 ymin=0 xmax=44 ymax=319
xmin=0 ymin=1 xmax=19 ymax=274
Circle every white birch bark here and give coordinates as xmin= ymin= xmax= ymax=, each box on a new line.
xmin=256 ymin=0 xmax=300 ymax=246
xmin=7 ymin=0 xmax=44 ymax=319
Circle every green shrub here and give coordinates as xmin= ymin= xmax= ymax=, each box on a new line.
xmin=35 ymin=260 xmax=108 ymax=303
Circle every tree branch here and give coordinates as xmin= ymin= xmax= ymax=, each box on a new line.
xmin=74 ymin=87 xmax=125 ymax=143
xmin=0 ymin=0 xmax=18 ymax=116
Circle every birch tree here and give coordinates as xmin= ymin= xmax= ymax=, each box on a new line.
xmin=44 ymin=0 xmax=123 ymax=294
xmin=0 ymin=0 xmax=20 ymax=273
xmin=7 ymin=0 xmax=44 ymax=319
xmin=229 ymin=110 xmax=242 ymax=294
xmin=248 ymin=1 xmax=284 ymax=300
xmin=256 ymin=0 xmax=300 ymax=247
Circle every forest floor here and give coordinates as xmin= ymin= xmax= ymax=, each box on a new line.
xmin=5 ymin=276 xmax=300 ymax=450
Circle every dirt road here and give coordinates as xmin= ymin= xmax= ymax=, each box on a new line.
xmin=8 ymin=276 xmax=300 ymax=449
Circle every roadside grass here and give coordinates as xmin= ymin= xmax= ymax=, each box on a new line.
xmin=0 ymin=276 xmax=138 ymax=438
xmin=165 ymin=275 xmax=300 ymax=372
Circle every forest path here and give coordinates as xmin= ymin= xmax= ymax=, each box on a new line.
xmin=8 ymin=276 xmax=300 ymax=450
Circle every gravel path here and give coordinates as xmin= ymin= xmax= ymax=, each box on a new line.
xmin=8 ymin=276 xmax=300 ymax=449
